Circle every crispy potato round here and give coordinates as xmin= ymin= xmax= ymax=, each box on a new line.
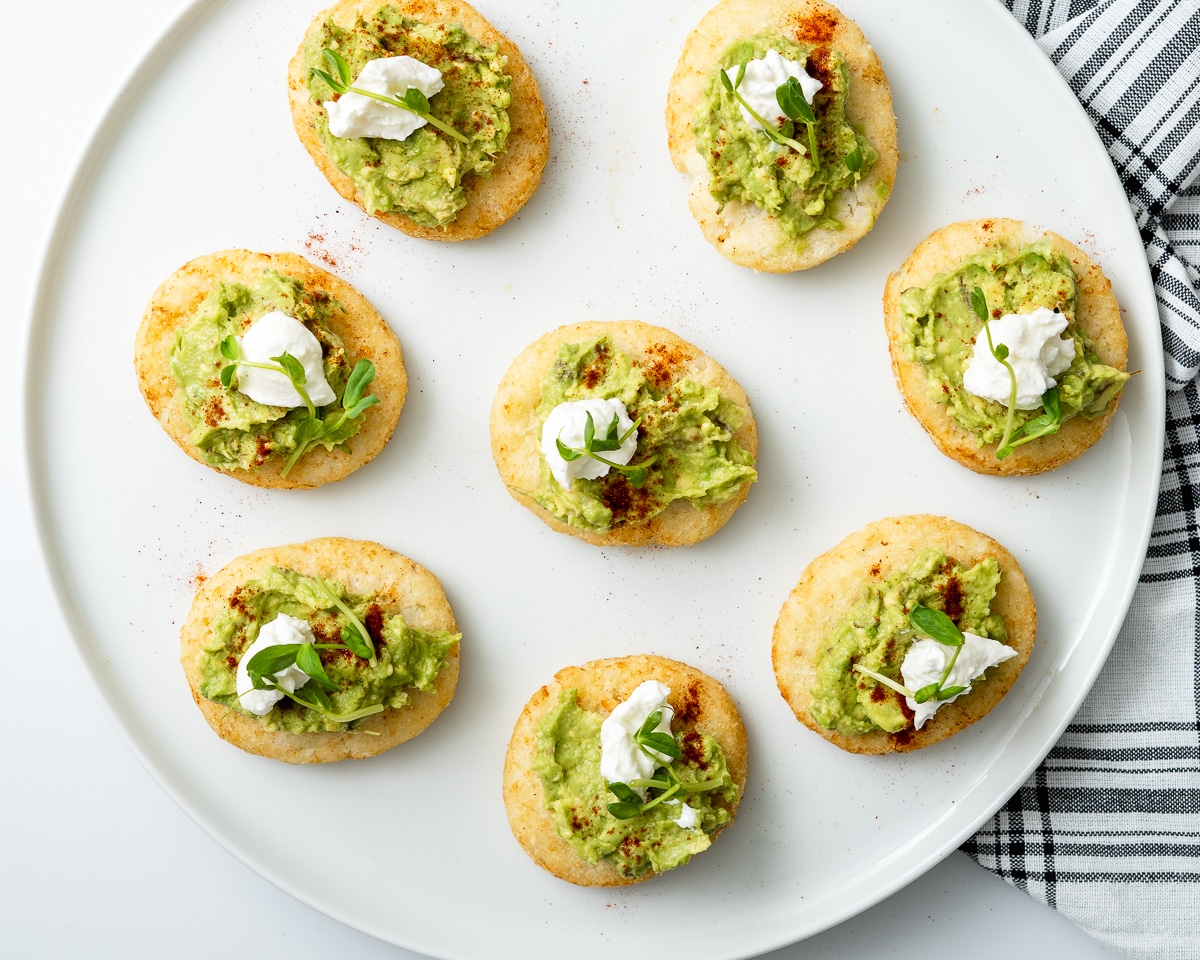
xmin=287 ymin=0 xmax=549 ymax=241
xmin=666 ymin=0 xmax=898 ymax=272
xmin=134 ymin=249 xmax=405 ymax=489
xmin=180 ymin=538 xmax=459 ymax=764
xmin=489 ymin=320 xmax=759 ymax=547
xmin=772 ymin=515 xmax=1036 ymax=754
xmin=884 ymin=218 xmax=1129 ymax=475
xmin=502 ymin=654 xmax=749 ymax=886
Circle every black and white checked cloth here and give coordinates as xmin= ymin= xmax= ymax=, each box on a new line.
xmin=961 ymin=2 xmax=1200 ymax=956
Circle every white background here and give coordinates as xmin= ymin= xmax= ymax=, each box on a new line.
xmin=4 ymin=0 xmax=1122 ymax=957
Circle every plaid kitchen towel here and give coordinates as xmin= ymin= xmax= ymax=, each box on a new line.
xmin=962 ymin=2 xmax=1200 ymax=957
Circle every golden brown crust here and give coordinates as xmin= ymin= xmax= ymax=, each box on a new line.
xmin=287 ymin=0 xmax=549 ymax=241
xmin=883 ymin=218 xmax=1129 ymax=476
xmin=502 ymin=654 xmax=749 ymax=886
xmin=771 ymin=515 xmax=1036 ymax=754
xmin=666 ymin=0 xmax=898 ymax=272
xmin=180 ymin=537 xmax=459 ymax=764
xmin=489 ymin=320 xmax=759 ymax=547
xmin=134 ymin=249 xmax=406 ymax=489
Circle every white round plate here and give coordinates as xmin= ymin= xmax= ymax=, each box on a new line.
xmin=25 ymin=1 xmax=1162 ymax=958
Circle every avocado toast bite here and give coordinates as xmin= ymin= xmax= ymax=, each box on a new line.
xmin=503 ymin=654 xmax=748 ymax=886
xmin=181 ymin=538 xmax=460 ymax=763
xmin=884 ymin=218 xmax=1131 ymax=475
xmin=489 ymin=320 xmax=759 ymax=547
xmin=772 ymin=515 xmax=1036 ymax=754
xmin=288 ymin=0 xmax=549 ymax=240
xmin=666 ymin=0 xmax=898 ymax=272
xmin=135 ymin=249 xmax=405 ymax=489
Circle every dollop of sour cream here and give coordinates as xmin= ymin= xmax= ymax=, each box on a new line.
xmin=900 ymin=632 xmax=1018 ymax=730
xmin=234 ymin=613 xmax=316 ymax=716
xmin=539 ymin=397 xmax=638 ymax=489
xmin=599 ymin=680 xmax=675 ymax=799
xmin=962 ymin=306 xmax=1076 ymax=409
xmin=725 ymin=49 xmax=822 ymax=133
xmin=235 ymin=311 xmax=337 ymax=408
xmin=323 ymin=56 xmax=445 ymax=141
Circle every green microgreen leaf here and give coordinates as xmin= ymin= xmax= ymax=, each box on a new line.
xmin=555 ymin=438 xmax=584 ymax=462
xmin=245 ymin=643 xmax=301 ymax=681
xmin=586 ymin=413 xmax=625 ymax=453
xmin=219 ymin=335 xmax=240 ymax=361
xmin=970 ymin=285 xmax=990 ymax=322
xmin=909 ymin=605 xmax=964 ymax=648
xmin=219 ymin=364 xmax=237 ymax=388
xmin=312 ymin=68 xmax=345 ymax=93
xmin=295 ymin=642 xmax=339 ymax=692
xmin=290 ymin=685 xmax=333 ymax=713
xmin=639 ymin=732 xmax=683 ymax=759
xmin=271 ymin=351 xmax=307 ymax=386
xmin=777 ymin=76 xmax=816 ymax=124
xmin=608 ymin=782 xmax=639 ymax=804
xmin=344 ymin=394 xmax=380 ymax=418
xmin=583 ymin=410 xmax=596 ymax=449
xmin=342 ymin=359 xmax=376 ymax=410
xmin=552 ymin=410 xmax=654 ymax=487
xmin=636 ymin=710 xmax=663 ymax=738
xmin=1004 ymin=386 xmax=1064 ymax=451
xmin=1043 ymin=385 xmax=1062 ymax=420
xmin=324 ymin=47 xmax=351 ymax=87
xmin=633 ymin=708 xmax=681 ymax=761
xmin=607 ymin=800 xmax=643 ymax=820
xmin=913 ymin=682 xmax=940 ymax=704
xmin=339 ymin=622 xmax=374 ymax=661
xmin=846 ymin=143 xmax=863 ymax=173
xmin=908 ymin=605 xmax=969 ymax=708
xmin=402 ymin=87 xmax=431 ymax=114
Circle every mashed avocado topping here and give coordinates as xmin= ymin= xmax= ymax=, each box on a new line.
xmin=533 ymin=337 xmax=757 ymax=532
xmin=198 ymin=566 xmax=459 ymax=734
xmin=533 ymin=689 xmax=738 ymax=878
xmin=170 ymin=270 xmax=370 ymax=472
xmin=694 ymin=34 xmax=878 ymax=238
xmin=810 ymin=548 xmax=1005 ymax=736
xmin=302 ymin=7 xmax=511 ymax=227
xmin=898 ymin=239 xmax=1130 ymax=445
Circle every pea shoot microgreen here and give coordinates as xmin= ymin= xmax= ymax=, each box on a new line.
xmin=219 ymin=336 xmax=315 ymax=417
xmin=313 ymin=48 xmax=469 ymax=144
xmin=555 ymin=411 xmax=655 ymax=488
xmin=850 ymin=604 xmax=969 ymax=705
xmin=218 ymin=333 xmax=380 ymax=478
xmin=970 ymin=287 xmax=1065 ymax=459
xmin=308 ymin=574 xmax=377 ymax=667
xmin=281 ymin=358 xmax=380 ymax=477
xmin=242 ymin=635 xmax=385 ymax=726
xmin=719 ymin=65 xmax=820 ymax=171
xmin=604 ymin=708 xmax=725 ymax=821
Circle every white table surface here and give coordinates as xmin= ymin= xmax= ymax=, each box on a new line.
xmin=5 ymin=1 xmax=1116 ymax=956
